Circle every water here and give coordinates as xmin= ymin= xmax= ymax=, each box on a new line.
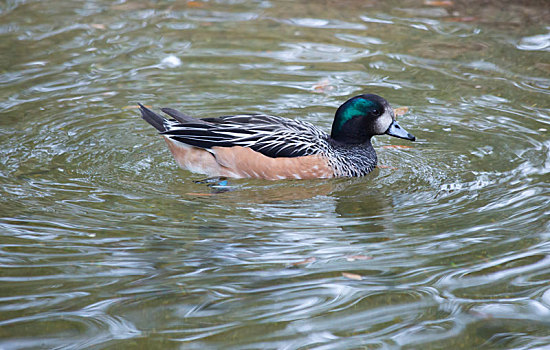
xmin=1 ymin=0 xmax=549 ymax=348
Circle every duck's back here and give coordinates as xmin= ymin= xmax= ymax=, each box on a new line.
xmin=164 ymin=114 xmax=329 ymax=158
xmin=140 ymin=105 xmax=335 ymax=179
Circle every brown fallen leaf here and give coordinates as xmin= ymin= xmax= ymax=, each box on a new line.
xmin=342 ymin=272 xmax=363 ymax=280
xmin=424 ymin=0 xmax=454 ymax=6
xmin=377 ymin=165 xmax=398 ymax=170
xmin=187 ymin=1 xmax=205 ymax=8
xmin=382 ymin=145 xmax=413 ymax=149
xmin=346 ymin=255 xmax=372 ymax=261
xmin=90 ymin=23 xmax=106 ymax=30
xmin=122 ymin=105 xmax=152 ymax=110
xmin=291 ymin=257 xmax=317 ymax=266
xmin=312 ymin=79 xmax=334 ymax=93
xmin=393 ymin=106 xmax=409 ymax=118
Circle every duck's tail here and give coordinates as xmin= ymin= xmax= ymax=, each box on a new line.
xmin=139 ymin=103 xmax=168 ymax=132
xmin=139 ymin=104 xmax=203 ymax=132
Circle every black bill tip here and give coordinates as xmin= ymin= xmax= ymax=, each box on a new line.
xmin=385 ymin=120 xmax=415 ymax=141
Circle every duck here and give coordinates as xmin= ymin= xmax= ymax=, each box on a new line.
xmin=138 ymin=94 xmax=415 ymax=180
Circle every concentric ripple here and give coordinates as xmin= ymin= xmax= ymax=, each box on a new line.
xmin=0 ymin=0 xmax=549 ymax=349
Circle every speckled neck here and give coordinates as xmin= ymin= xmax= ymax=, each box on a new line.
xmin=327 ymin=139 xmax=378 ymax=177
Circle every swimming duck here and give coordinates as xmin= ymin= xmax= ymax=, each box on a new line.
xmin=139 ymin=94 xmax=415 ymax=180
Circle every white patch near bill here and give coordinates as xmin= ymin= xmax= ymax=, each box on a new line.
xmin=374 ymin=111 xmax=393 ymax=134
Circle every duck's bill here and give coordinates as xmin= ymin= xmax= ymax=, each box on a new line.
xmin=385 ymin=120 xmax=415 ymax=141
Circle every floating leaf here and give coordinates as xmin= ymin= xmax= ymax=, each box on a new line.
xmin=377 ymin=165 xmax=398 ymax=170
xmin=312 ymin=79 xmax=334 ymax=93
xmin=342 ymin=272 xmax=363 ymax=280
xmin=90 ymin=24 xmax=106 ymax=30
xmin=393 ymin=106 xmax=409 ymax=117
xmin=122 ymin=105 xmax=151 ymax=110
xmin=187 ymin=1 xmax=205 ymax=8
xmin=424 ymin=0 xmax=454 ymax=6
xmin=346 ymin=255 xmax=372 ymax=261
xmin=382 ymin=145 xmax=413 ymax=149
xmin=291 ymin=257 xmax=317 ymax=266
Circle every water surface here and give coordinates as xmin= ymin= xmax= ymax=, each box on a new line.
xmin=1 ymin=0 xmax=549 ymax=348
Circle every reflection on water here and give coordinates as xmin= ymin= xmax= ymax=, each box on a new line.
xmin=0 ymin=0 xmax=549 ymax=348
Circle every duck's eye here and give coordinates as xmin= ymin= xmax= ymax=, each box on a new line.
xmin=372 ymin=108 xmax=382 ymax=117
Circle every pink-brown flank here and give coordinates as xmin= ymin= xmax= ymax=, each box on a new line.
xmin=164 ymin=137 xmax=334 ymax=180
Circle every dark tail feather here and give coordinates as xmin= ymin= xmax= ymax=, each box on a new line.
xmin=161 ymin=107 xmax=201 ymax=124
xmin=139 ymin=103 xmax=167 ymax=132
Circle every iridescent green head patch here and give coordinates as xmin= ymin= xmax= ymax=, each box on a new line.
xmin=332 ymin=97 xmax=381 ymax=135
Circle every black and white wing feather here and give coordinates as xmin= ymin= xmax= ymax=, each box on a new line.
xmin=159 ymin=112 xmax=330 ymax=158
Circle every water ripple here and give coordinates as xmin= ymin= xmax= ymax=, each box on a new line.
xmin=0 ymin=0 xmax=549 ymax=349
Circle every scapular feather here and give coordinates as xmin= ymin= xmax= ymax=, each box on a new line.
xmin=156 ymin=113 xmax=329 ymax=158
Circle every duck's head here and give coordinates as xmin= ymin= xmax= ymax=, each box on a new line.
xmin=331 ymin=94 xmax=415 ymax=144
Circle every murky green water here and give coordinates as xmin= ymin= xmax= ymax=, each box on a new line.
xmin=1 ymin=0 xmax=549 ymax=348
